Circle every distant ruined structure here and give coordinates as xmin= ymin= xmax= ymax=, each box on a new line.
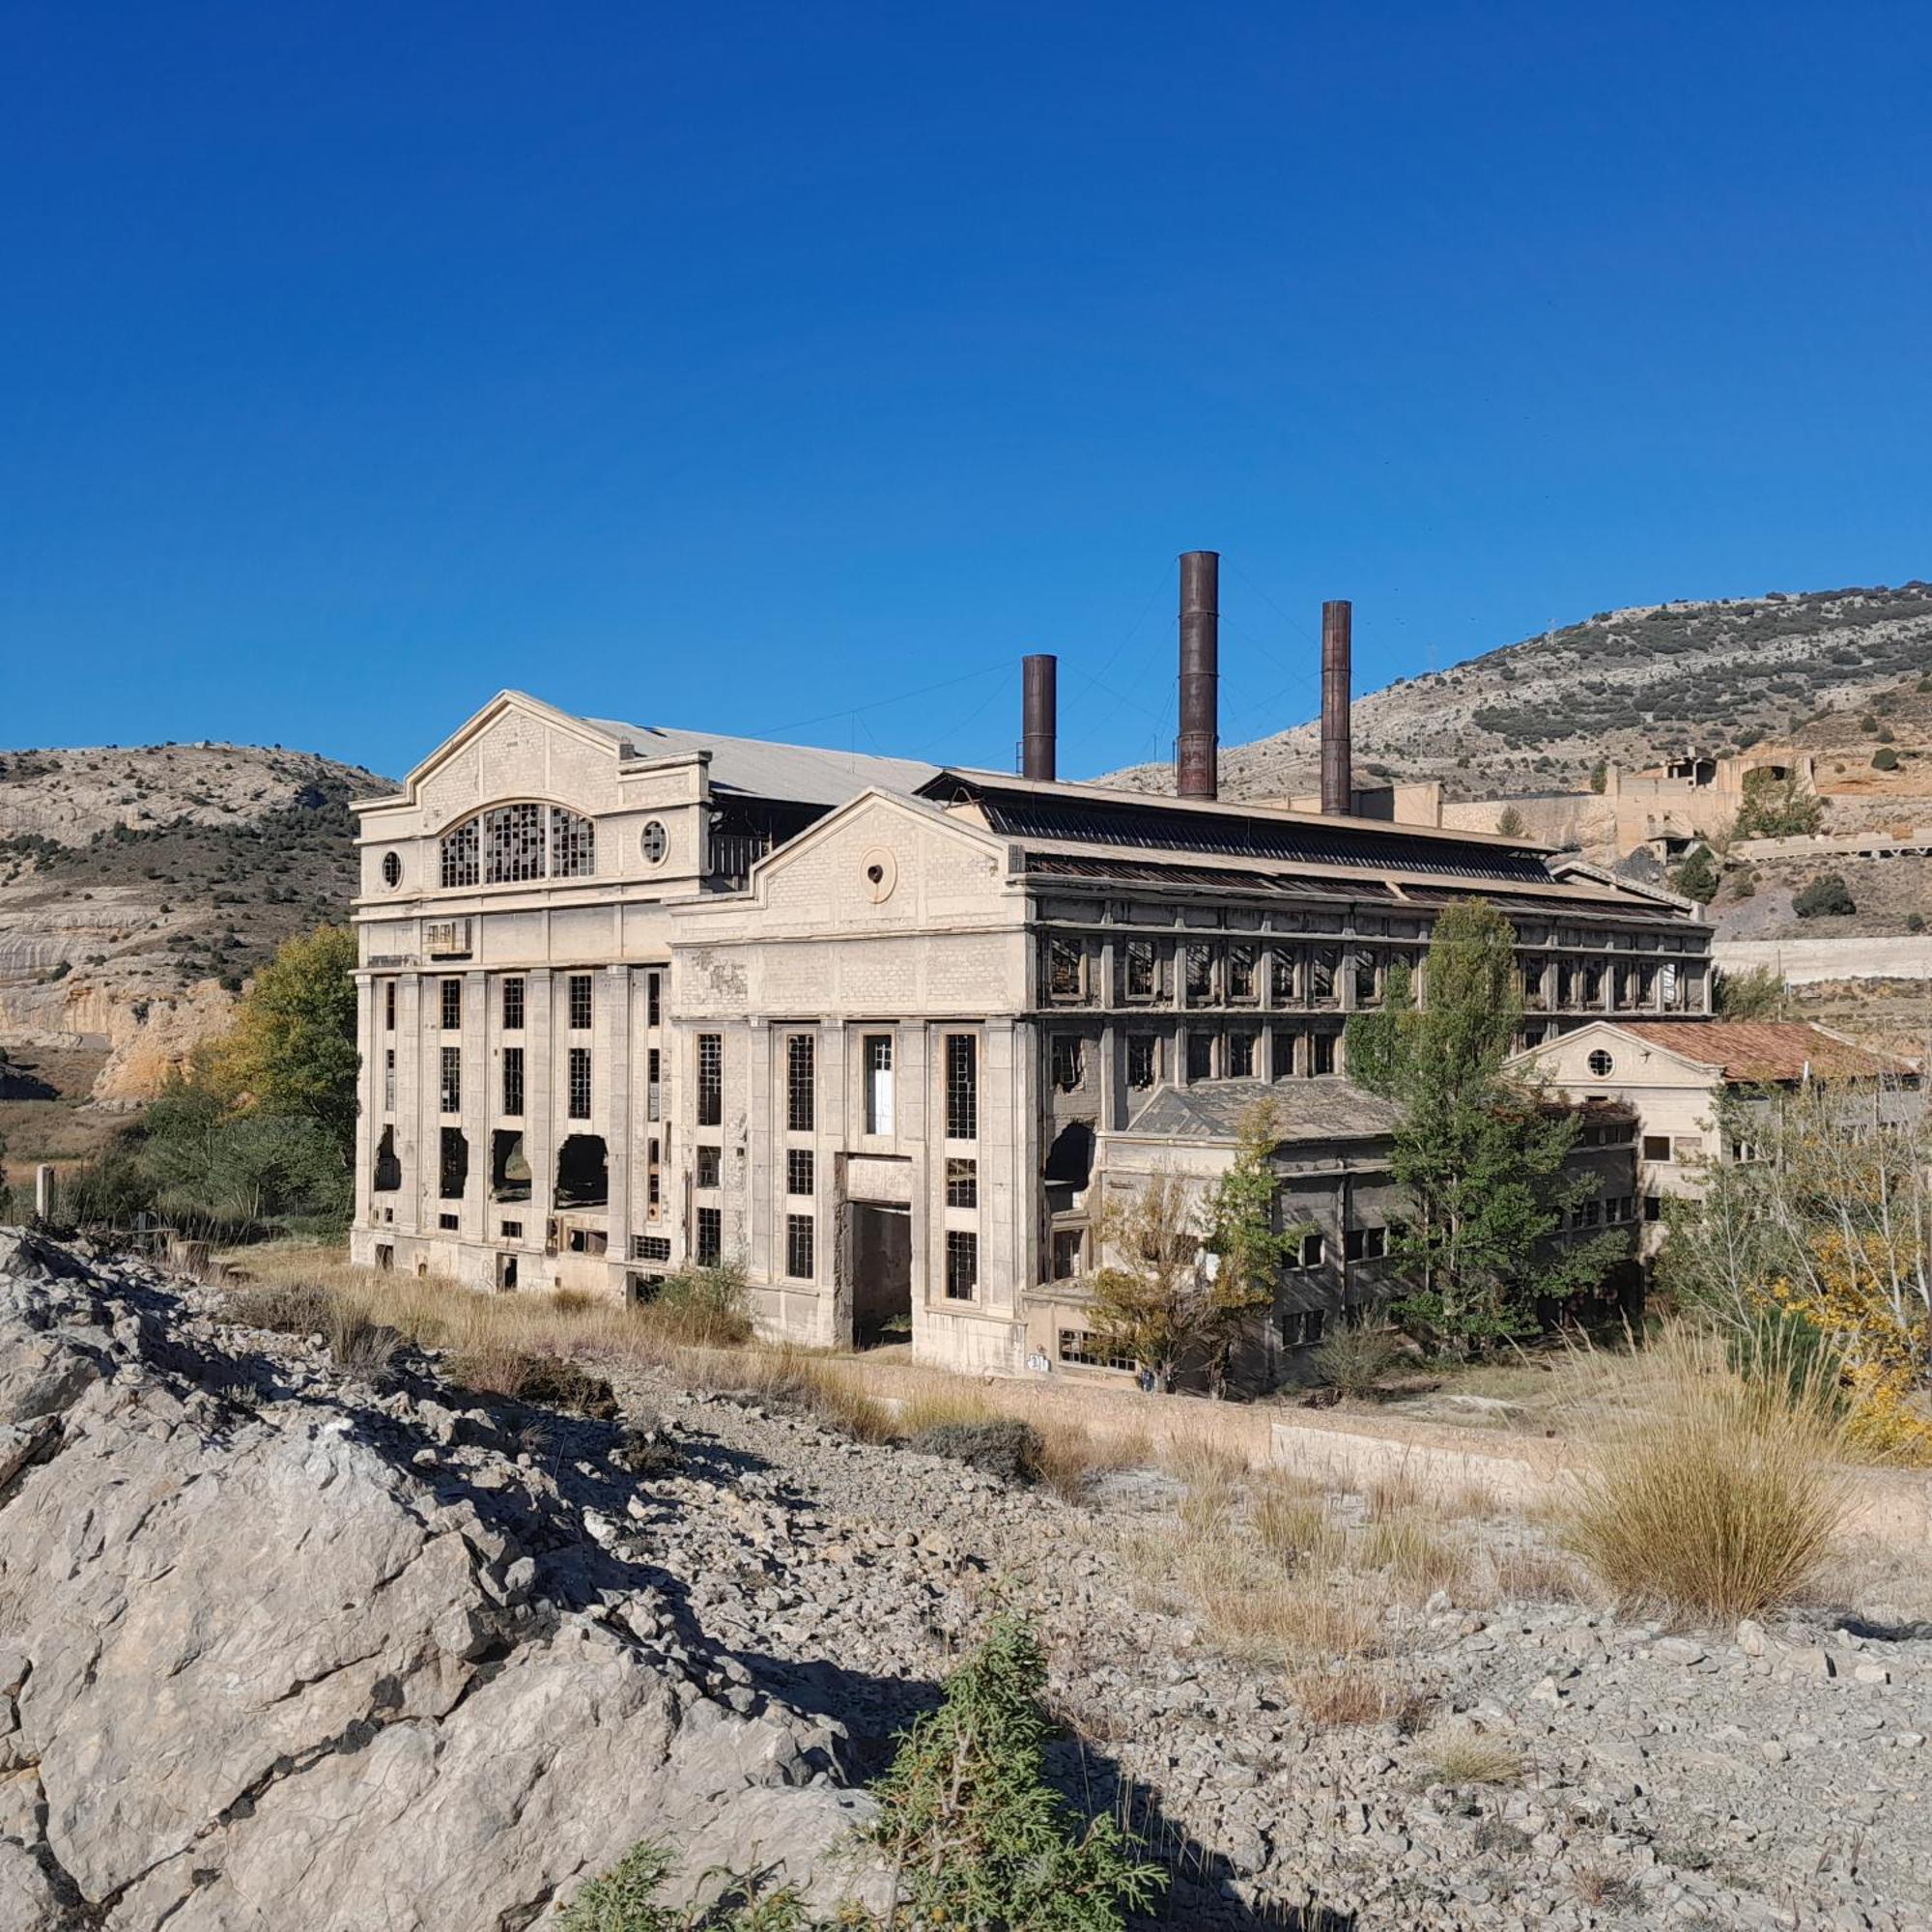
xmin=349 ymin=554 xmax=1712 ymax=1387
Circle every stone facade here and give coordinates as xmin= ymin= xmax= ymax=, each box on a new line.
xmin=350 ymin=691 xmax=1714 ymax=1382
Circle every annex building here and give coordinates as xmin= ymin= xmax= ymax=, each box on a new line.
xmin=349 ymin=556 xmax=1714 ymax=1384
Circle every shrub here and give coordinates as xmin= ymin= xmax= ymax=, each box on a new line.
xmin=1672 ymin=846 xmax=1719 ymax=903
xmin=1794 ymin=872 xmax=1856 ymax=918
xmin=866 ymin=1617 xmax=1164 ymax=1927
xmin=1561 ymin=1332 xmax=1849 ymax=1623
xmin=554 ymin=1841 xmax=810 ymax=1931
xmin=327 ymin=1308 xmax=400 ymax=1382
xmin=1309 ymin=1323 xmax=1401 ymax=1397
xmin=650 ymin=1261 xmax=753 ymax=1347
xmin=223 ymin=1278 xmax=334 ymax=1334
xmin=906 ymin=1417 xmax=1043 ymax=1486
xmin=1713 ymin=964 xmax=1786 ymax=1018
xmin=1908 ymin=913 xmax=1925 ymax=934
xmin=1286 ymin=1661 xmax=1422 ymax=1729
xmin=1420 ymin=1722 xmax=1525 ymax=1786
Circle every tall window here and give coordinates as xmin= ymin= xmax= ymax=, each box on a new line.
xmin=1185 ymin=944 xmax=1215 ymax=1001
xmin=440 ymin=979 xmax=462 ymax=1031
xmin=1051 ymin=1035 xmax=1084 ymax=1092
xmin=946 ymin=1157 xmax=978 ymax=1207
xmin=786 ymin=1149 xmax=814 ymax=1197
xmin=502 ymin=977 xmax=525 ymax=1031
xmin=383 ymin=1049 xmax=395 ymax=1113
xmin=785 ymin=1213 xmax=814 ymax=1281
xmin=1227 ymin=1029 xmax=1257 ymax=1077
xmin=1127 ymin=1036 xmax=1158 ymax=1090
xmin=696 ymin=1035 xmax=723 ymax=1125
xmin=646 ymin=971 xmax=662 ymax=1028
xmin=786 ymin=1034 xmax=815 ymax=1132
xmin=384 ymin=980 xmax=396 ymax=1030
xmin=1185 ymin=1033 xmax=1213 ymax=1081
xmin=696 ymin=1145 xmax=722 ymax=1188
xmin=646 ymin=1137 xmax=662 ymax=1212
xmin=568 ymin=974 xmax=593 ymax=1030
xmin=1047 ymin=936 xmax=1084 ymax=1000
xmin=1124 ymin=939 xmax=1155 ymax=1000
xmin=567 ymin=1047 xmax=591 ymax=1120
xmin=551 ymin=808 xmax=596 ymax=878
xmin=945 ymin=1034 xmax=978 ymax=1140
xmin=502 ymin=1046 xmax=525 ymax=1117
xmin=440 ymin=1046 xmax=461 ymax=1114
xmin=863 ymin=1035 xmax=895 ymax=1135
xmin=695 ymin=1206 xmax=723 ymax=1266
xmin=484 ymin=801 xmax=545 ymax=882
xmin=1312 ymin=1031 xmax=1337 ymax=1075
xmin=647 ymin=1047 xmax=662 ymax=1122
xmin=1229 ymin=944 xmax=1258 ymax=1002
xmin=440 ymin=820 xmax=480 ymax=889
xmin=945 ymin=1230 xmax=979 ymax=1300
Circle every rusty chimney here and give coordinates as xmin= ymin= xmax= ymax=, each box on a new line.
xmin=1177 ymin=550 xmax=1219 ymax=799
xmin=1021 ymin=653 xmax=1058 ymax=781
xmin=1321 ymin=598 xmax=1353 ymax=815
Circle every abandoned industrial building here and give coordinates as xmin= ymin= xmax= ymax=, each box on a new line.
xmin=349 ymin=553 xmax=1713 ymax=1384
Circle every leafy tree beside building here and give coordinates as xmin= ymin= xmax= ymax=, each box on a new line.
xmin=1346 ymin=900 xmax=1623 ymax=1349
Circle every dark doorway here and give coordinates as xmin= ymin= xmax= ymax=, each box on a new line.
xmin=851 ymin=1202 xmax=913 ymax=1348
xmin=373 ymin=1126 xmax=401 ymax=1193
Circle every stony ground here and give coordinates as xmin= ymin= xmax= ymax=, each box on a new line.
xmin=5 ymin=1236 xmax=1931 ymax=1930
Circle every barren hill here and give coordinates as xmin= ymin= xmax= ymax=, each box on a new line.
xmin=0 ymin=742 xmax=388 ymax=1129
xmin=1104 ymin=582 xmax=1932 ymax=801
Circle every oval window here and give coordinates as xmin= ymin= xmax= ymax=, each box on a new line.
xmin=1587 ymin=1049 xmax=1614 ymax=1077
xmin=381 ymin=851 xmax=402 ymax=889
xmin=640 ymin=821 xmax=668 ymax=866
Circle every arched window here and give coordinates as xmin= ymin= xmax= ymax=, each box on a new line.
xmin=437 ymin=803 xmax=597 ymax=889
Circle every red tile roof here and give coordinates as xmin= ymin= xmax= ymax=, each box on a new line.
xmin=1610 ymin=1019 xmax=1913 ymax=1084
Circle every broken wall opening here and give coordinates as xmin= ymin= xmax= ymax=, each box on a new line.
xmin=490 ymin=1129 xmax=531 ymax=1202
xmin=1044 ymin=1120 xmax=1094 ymax=1215
xmin=554 ymin=1134 xmax=609 ymax=1208
xmin=373 ymin=1126 xmax=401 ymax=1193
xmin=439 ymin=1127 xmax=469 ymax=1200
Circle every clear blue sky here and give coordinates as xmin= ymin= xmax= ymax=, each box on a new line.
xmin=5 ymin=3 xmax=1929 ymax=781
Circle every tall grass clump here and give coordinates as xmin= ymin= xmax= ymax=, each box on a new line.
xmin=1561 ymin=1328 xmax=1851 ymax=1623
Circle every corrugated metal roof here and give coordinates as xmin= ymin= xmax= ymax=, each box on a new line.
xmin=1122 ymin=1077 xmax=1404 ymax=1143
xmin=586 ymin=719 xmax=938 ymax=807
xmin=1023 ymin=851 xmax=1398 ymax=900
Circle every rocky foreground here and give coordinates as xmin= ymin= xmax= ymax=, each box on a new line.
xmin=3 ymin=1234 xmax=1931 ymax=1931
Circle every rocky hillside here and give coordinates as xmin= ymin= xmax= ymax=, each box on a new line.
xmin=1105 ymin=582 xmax=1932 ymax=801
xmin=0 ymin=743 xmax=386 ymax=1119
xmin=4 ymin=1232 xmax=1930 ymax=1929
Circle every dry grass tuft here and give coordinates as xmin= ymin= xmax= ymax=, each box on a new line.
xmin=1419 ymin=1721 xmax=1525 ymax=1786
xmin=1287 ymin=1660 xmax=1425 ymax=1729
xmin=1358 ymin=1513 xmax=1469 ymax=1603
xmin=1484 ymin=1542 xmax=1584 ymax=1605
xmin=1561 ymin=1327 xmax=1852 ymax=1624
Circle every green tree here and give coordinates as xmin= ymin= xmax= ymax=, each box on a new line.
xmin=1346 ymin=901 xmax=1622 ymax=1348
xmin=212 ymin=923 xmax=359 ymax=1161
xmin=1794 ymin=873 xmax=1855 ymax=919
xmin=1588 ymin=759 xmax=1608 ymax=795
xmin=1084 ymin=1174 xmax=1212 ymax=1393
xmin=1495 ymin=805 xmax=1526 ymax=838
xmin=1713 ymin=963 xmax=1788 ymax=1019
xmin=1673 ymin=845 xmax=1719 ymax=903
xmin=1732 ymin=768 xmax=1824 ymax=839
xmin=1201 ymin=1100 xmax=1307 ymax=1396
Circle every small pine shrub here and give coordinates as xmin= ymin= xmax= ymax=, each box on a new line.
xmin=1309 ymin=1323 xmax=1402 ymax=1398
xmin=1794 ymin=872 xmax=1856 ymax=919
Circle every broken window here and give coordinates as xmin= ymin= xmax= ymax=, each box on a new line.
xmin=490 ymin=1129 xmax=531 ymax=1202
xmin=1580 ymin=960 xmax=1605 ymax=1007
xmin=1059 ymin=1328 xmax=1136 ymax=1372
xmin=1272 ymin=1028 xmax=1300 ymax=1079
xmin=1312 ymin=1031 xmax=1337 ymax=1075
xmin=1288 ymin=1229 xmax=1323 ymax=1268
xmin=863 ymin=1035 xmax=894 ymax=1134
xmin=1281 ymin=1308 xmax=1325 ymax=1349
xmin=439 ymin=1127 xmax=469 ymax=1200
xmin=551 ymin=809 xmax=596 ymax=878
xmin=1043 ymin=1121 xmax=1094 ymax=1208
xmin=633 ymin=1234 xmax=671 ymax=1263
xmin=647 ymin=1047 xmax=662 ymax=1122
xmin=1227 ymin=1029 xmax=1257 ymax=1077
xmin=502 ymin=977 xmax=525 ymax=1030
xmin=1309 ymin=948 xmax=1340 ymax=1006
xmin=1266 ymin=948 xmax=1298 ymax=1008
xmin=1127 ymin=1036 xmax=1159 ymax=1090
xmin=1051 ymin=1229 xmax=1084 ymax=1279
xmin=697 ymin=1035 xmax=723 ymax=1126
xmin=1345 ymin=1226 xmax=1388 ymax=1262
xmin=441 ymin=978 xmax=462 ymax=1030
xmin=1186 ymin=1032 xmax=1213 ymax=1081
xmin=786 ymin=1034 xmax=815 ymax=1132
xmin=787 ymin=1148 xmax=814 ymax=1196
xmin=1124 ymin=939 xmax=1156 ymax=1000
xmin=568 ymin=1047 xmax=592 ymax=1121
xmin=501 ymin=1046 xmax=525 ymax=1117
xmin=484 ymin=802 xmax=546 ymax=884
xmin=945 ymin=1229 xmax=978 ymax=1300
xmin=440 ymin=1046 xmax=461 ymax=1115
xmin=646 ymin=971 xmax=662 ymax=1028
xmin=946 ymin=1156 xmax=977 ymax=1207
xmin=1050 ymin=1035 xmax=1085 ymax=1092
xmin=440 ymin=820 xmax=480 ymax=890
xmin=383 ymin=1049 xmax=395 ymax=1114
xmin=695 ymin=1205 xmax=723 ymax=1265
xmin=568 ymin=974 xmax=593 ymax=1030
xmin=1185 ymin=943 xmax=1215 ymax=1002
xmin=1352 ymin=951 xmax=1382 ymax=1008
xmin=646 ymin=1137 xmax=662 ymax=1212
xmin=384 ymin=980 xmax=396 ymax=1029
xmin=1229 ymin=944 xmax=1258 ymax=1003
xmin=373 ymin=1125 xmax=401 ymax=1192
xmin=696 ymin=1145 xmax=721 ymax=1188
xmin=554 ymin=1133 xmax=609 ymax=1208
xmin=945 ymin=1034 xmax=977 ymax=1140
xmin=785 ymin=1213 xmax=814 ymax=1280
xmin=1047 ymin=936 xmax=1085 ymax=1001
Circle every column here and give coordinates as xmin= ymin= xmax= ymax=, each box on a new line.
xmin=353 ymin=974 xmax=375 ymax=1233
xmin=602 ymin=966 xmax=633 ymax=1280
xmin=462 ymin=969 xmax=487 ymax=1246
xmin=526 ymin=969 xmax=555 ymax=1250
xmin=397 ymin=975 xmax=423 ymax=1236
xmin=744 ymin=1015 xmax=771 ymax=1283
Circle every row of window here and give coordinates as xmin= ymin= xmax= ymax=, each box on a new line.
xmin=390 ymin=970 xmax=675 ymax=1037
xmin=435 ymin=1045 xmax=592 ymax=1121
xmin=1051 ymin=1028 xmax=1343 ymax=1094
xmin=439 ymin=804 xmax=597 ymax=890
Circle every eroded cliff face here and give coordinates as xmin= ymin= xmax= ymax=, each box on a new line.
xmin=0 ymin=1232 xmax=880 ymax=1930
xmin=0 ymin=743 xmax=387 ymax=1105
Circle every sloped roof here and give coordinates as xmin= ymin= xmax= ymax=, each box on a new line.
xmin=586 ymin=719 xmax=938 ymax=808
xmin=1122 ymin=1077 xmax=1404 ymax=1144
xmin=1610 ymin=1019 xmax=1913 ymax=1084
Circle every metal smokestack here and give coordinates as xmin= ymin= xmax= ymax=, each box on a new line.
xmin=1321 ymin=598 xmax=1353 ymax=815
xmin=1021 ymin=653 xmax=1058 ymax=781
xmin=1177 ymin=551 xmax=1220 ymax=800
